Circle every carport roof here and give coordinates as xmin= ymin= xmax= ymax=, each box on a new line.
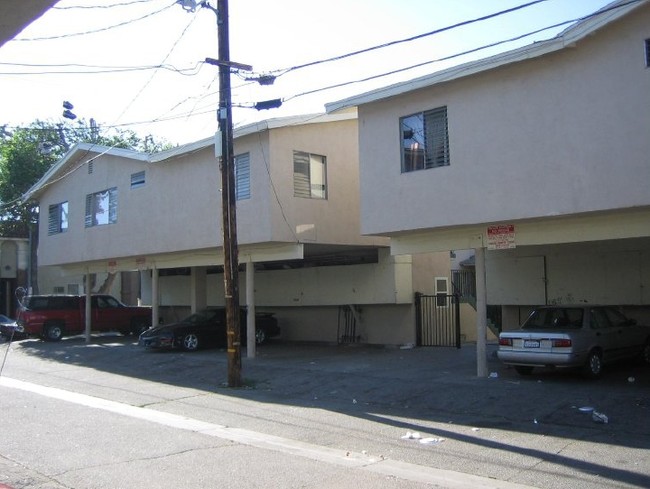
xmin=325 ymin=0 xmax=646 ymax=113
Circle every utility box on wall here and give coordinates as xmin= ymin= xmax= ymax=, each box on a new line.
xmin=1 ymin=241 xmax=18 ymax=278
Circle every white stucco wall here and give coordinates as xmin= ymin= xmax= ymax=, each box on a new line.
xmin=486 ymin=238 xmax=650 ymax=306
xmin=357 ymin=6 xmax=650 ymax=236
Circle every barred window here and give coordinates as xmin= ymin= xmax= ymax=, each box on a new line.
xmin=401 ymin=106 xmax=450 ymax=173
xmin=48 ymin=201 xmax=68 ymax=235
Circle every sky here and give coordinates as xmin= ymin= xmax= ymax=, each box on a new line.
xmin=0 ymin=0 xmax=618 ymax=147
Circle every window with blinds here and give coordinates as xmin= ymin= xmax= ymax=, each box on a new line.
xmin=85 ymin=187 xmax=118 ymax=227
xmin=293 ymin=150 xmax=327 ymax=199
xmin=48 ymin=201 xmax=68 ymax=235
xmin=131 ymin=171 xmax=145 ymax=189
xmin=400 ymin=106 xmax=450 ymax=173
xmin=234 ymin=153 xmax=251 ymax=200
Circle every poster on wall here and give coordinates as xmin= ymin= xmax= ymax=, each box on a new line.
xmin=487 ymin=224 xmax=516 ymax=250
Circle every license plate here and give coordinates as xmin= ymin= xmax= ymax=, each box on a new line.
xmin=524 ymin=340 xmax=540 ymax=348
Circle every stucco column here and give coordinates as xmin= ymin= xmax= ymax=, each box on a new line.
xmin=85 ymin=269 xmax=91 ymax=344
xmin=246 ymin=261 xmax=256 ymax=358
xmin=151 ymin=266 xmax=159 ymax=327
xmin=475 ymin=246 xmax=488 ymax=378
xmin=190 ymin=266 xmax=207 ymax=314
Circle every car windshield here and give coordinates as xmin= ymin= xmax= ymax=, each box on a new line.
xmin=523 ymin=308 xmax=583 ymax=329
xmin=182 ymin=309 xmax=222 ymax=324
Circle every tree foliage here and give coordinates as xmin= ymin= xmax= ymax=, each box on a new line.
xmin=0 ymin=119 xmax=170 ymax=238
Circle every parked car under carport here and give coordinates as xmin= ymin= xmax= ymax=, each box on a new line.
xmin=497 ymin=305 xmax=650 ymax=377
xmin=138 ymin=307 xmax=280 ymax=352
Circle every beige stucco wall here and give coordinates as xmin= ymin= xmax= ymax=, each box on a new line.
xmin=265 ymin=118 xmax=382 ymax=247
xmin=357 ymin=7 xmax=650 ymax=237
xmin=36 ymin=116 xmax=386 ymax=270
xmin=158 ymin=248 xmax=411 ymax=307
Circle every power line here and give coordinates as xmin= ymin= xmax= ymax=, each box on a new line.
xmin=13 ymin=2 xmax=176 ymax=41
xmin=53 ymin=0 xmax=155 ymax=9
xmin=109 ymin=6 xmax=201 ymax=130
xmin=4 ymin=1 xmax=637 ymax=141
xmin=0 ymin=61 xmax=204 ymax=76
xmin=266 ymin=0 xmax=550 ymax=80
xmin=279 ymin=0 xmax=644 ymax=105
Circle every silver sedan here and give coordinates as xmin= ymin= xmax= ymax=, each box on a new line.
xmin=497 ymin=305 xmax=650 ymax=377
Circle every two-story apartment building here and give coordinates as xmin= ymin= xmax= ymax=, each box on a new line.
xmin=326 ymin=0 xmax=650 ymax=374
xmin=25 ymin=113 xmax=454 ymax=347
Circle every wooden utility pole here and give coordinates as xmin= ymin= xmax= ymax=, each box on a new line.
xmin=217 ymin=0 xmax=241 ymax=387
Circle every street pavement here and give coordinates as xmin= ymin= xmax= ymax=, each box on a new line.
xmin=0 ymin=334 xmax=648 ymax=489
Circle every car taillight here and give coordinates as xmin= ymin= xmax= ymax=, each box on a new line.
xmin=552 ymin=339 xmax=572 ymax=348
xmin=499 ymin=338 xmax=512 ymax=346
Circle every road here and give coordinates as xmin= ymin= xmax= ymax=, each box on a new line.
xmin=0 ymin=335 xmax=648 ymax=488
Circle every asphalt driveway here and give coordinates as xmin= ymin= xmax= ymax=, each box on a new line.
xmin=1 ymin=334 xmax=649 ymax=489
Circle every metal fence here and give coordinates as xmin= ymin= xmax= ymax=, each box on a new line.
xmin=338 ymin=305 xmax=360 ymax=344
xmin=415 ymin=292 xmax=461 ymax=348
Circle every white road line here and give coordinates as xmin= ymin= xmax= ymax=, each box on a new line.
xmin=0 ymin=376 xmax=537 ymax=489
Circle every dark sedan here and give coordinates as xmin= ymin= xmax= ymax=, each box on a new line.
xmin=0 ymin=314 xmax=22 ymax=340
xmin=138 ymin=307 xmax=280 ymax=352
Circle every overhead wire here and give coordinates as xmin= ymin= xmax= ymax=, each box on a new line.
xmin=268 ymin=0 xmax=551 ymax=79
xmin=0 ymin=61 xmax=204 ymax=76
xmin=278 ymin=0 xmax=645 ymax=106
xmin=4 ymin=1 xmax=636 ymax=137
xmin=53 ymin=0 xmax=155 ymax=9
xmin=108 ymin=6 xmax=201 ymax=132
xmin=13 ymin=2 xmax=177 ymax=41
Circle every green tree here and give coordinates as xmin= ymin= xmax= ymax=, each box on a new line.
xmin=0 ymin=119 xmax=170 ymax=292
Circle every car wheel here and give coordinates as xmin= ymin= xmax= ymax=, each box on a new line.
xmin=514 ymin=366 xmax=534 ymax=376
xmin=584 ymin=350 xmax=603 ymax=378
xmin=255 ymin=328 xmax=267 ymax=345
xmin=43 ymin=323 xmax=63 ymax=342
xmin=182 ymin=333 xmax=199 ymax=351
xmin=131 ymin=319 xmax=150 ymax=336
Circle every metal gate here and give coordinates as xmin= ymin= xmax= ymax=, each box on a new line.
xmin=338 ymin=305 xmax=360 ymax=344
xmin=415 ymin=292 xmax=461 ymax=348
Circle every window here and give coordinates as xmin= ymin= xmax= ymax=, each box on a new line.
xmin=234 ymin=153 xmax=251 ymax=200
xmin=131 ymin=171 xmax=145 ymax=189
xmin=434 ymin=276 xmax=449 ymax=307
xmin=48 ymin=201 xmax=68 ymax=235
xmin=401 ymin=106 xmax=449 ymax=173
xmin=645 ymin=39 xmax=650 ymax=68
xmin=85 ymin=187 xmax=118 ymax=227
xmin=293 ymin=151 xmax=327 ymax=199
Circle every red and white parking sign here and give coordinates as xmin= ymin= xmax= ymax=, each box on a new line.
xmin=487 ymin=224 xmax=516 ymax=250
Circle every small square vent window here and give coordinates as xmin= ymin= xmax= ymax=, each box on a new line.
xmin=131 ymin=170 xmax=145 ymax=189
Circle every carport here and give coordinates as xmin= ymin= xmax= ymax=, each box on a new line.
xmin=389 ymin=208 xmax=650 ymax=376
